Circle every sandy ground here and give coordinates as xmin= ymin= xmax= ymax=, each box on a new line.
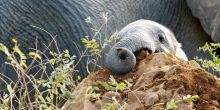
xmin=62 ymin=52 xmax=220 ymax=110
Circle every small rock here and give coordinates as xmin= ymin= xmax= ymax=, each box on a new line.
xmin=143 ymin=92 xmax=159 ymax=106
xmin=102 ymin=91 xmax=121 ymax=103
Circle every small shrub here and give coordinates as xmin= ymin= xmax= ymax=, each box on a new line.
xmin=90 ymin=75 xmax=132 ymax=93
xmin=0 ymin=14 xmax=117 ymax=110
xmin=195 ymin=42 xmax=220 ymax=74
xmin=82 ymin=14 xmax=118 ymax=73
xmin=86 ymin=75 xmax=131 ymax=110
xmin=101 ymin=96 xmax=127 ymax=110
xmin=165 ymin=95 xmax=199 ymax=110
xmin=0 ymin=38 xmax=76 ymax=109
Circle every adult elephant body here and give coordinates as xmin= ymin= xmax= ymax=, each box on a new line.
xmin=0 ymin=0 xmax=212 ymax=89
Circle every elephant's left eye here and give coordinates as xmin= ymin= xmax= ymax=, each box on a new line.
xmin=158 ymin=33 xmax=165 ymax=43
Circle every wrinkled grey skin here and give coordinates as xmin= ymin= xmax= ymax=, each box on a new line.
xmin=0 ymin=0 xmax=214 ymax=90
xmin=106 ymin=20 xmax=188 ymax=74
xmin=186 ymin=0 xmax=220 ymax=42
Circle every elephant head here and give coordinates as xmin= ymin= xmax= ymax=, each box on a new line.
xmin=106 ymin=19 xmax=188 ymax=74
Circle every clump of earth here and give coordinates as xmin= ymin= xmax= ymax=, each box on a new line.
xmin=62 ymin=51 xmax=220 ymax=110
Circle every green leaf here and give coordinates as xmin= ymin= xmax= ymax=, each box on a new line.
xmin=48 ymin=59 xmax=57 ymax=66
xmin=109 ymin=75 xmax=118 ymax=86
xmin=37 ymin=80 xmax=47 ymax=84
xmin=77 ymin=75 xmax=81 ymax=81
xmin=29 ymin=51 xmax=42 ymax=60
xmin=12 ymin=45 xmax=20 ymax=53
xmin=166 ymin=99 xmax=177 ymax=109
xmin=11 ymin=38 xmax=17 ymax=44
xmin=63 ymin=91 xmax=75 ymax=101
xmin=0 ymin=43 xmax=8 ymax=53
xmin=7 ymin=84 xmax=14 ymax=97
xmin=64 ymin=49 xmax=70 ymax=58
xmin=115 ymin=82 xmax=127 ymax=92
xmin=100 ymin=81 xmax=111 ymax=91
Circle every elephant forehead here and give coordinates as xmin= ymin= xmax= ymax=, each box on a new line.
xmin=118 ymin=19 xmax=171 ymax=38
xmin=125 ymin=19 xmax=169 ymax=32
xmin=118 ymin=25 xmax=155 ymax=37
xmin=117 ymin=26 xmax=158 ymax=42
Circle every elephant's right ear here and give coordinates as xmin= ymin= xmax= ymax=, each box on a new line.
xmin=176 ymin=42 xmax=182 ymax=48
xmin=175 ymin=45 xmax=188 ymax=61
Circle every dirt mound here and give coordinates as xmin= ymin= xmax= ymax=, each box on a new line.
xmin=62 ymin=52 xmax=220 ymax=110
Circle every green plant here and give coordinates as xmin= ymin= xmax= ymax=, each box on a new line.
xmin=91 ymin=75 xmax=132 ymax=93
xmin=195 ymin=42 xmax=220 ymax=74
xmin=86 ymin=86 xmax=101 ymax=102
xmin=82 ymin=14 xmax=118 ymax=73
xmin=86 ymin=75 xmax=131 ymax=110
xmin=0 ymin=38 xmax=76 ymax=110
xmin=101 ymin=96 xmax=127 ymax=110
xmin=165 ymin=95 xmax=199 ymax=110
xmin=153 ymin=95 xmax=199 ymax=110
xmin=0 ymin=14 xmax=117 ymax=110
xmin=86 ymin=75 xmax=132 ymax=102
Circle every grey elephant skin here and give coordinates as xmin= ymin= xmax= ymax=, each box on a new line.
xmin=106 ymin=19 xmax=188 ymax=74
xmin=187 ymin=0 xmax=220 ymax=42
xmin=0 ymin=0 xmax=213 ymax=90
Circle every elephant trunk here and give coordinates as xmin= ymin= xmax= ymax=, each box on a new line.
xmin=105 ymin=47 xmax=136 ymax=74
xmin=105 ymin=36 xmax=143 ymax=74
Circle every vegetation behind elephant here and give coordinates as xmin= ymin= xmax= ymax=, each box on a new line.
xmin=0 ymin=0 xmax=213 ymax=90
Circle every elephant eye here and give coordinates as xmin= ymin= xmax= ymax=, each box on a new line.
xmin=158 ymin=33 xmax=165 ymax=43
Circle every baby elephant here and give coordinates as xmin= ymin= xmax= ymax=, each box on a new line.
xmin=106 ymin=19 xmax=188 ymax=74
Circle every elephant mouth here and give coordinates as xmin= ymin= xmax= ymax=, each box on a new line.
xmin=155 ymin=50 xmax=160 ymax=53
xmin=141 ymin=47 xmax=153 ymax=54
xmin=134 ymin=47 xmax=161 ymax=58
xmin=143 ymin=47 xmax=163 ymax=54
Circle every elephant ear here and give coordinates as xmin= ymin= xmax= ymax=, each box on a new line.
xmin=165 ymin=29 xmax=188 ymax=60
xmin=174 ymin=43 xmax=188 ymax=61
